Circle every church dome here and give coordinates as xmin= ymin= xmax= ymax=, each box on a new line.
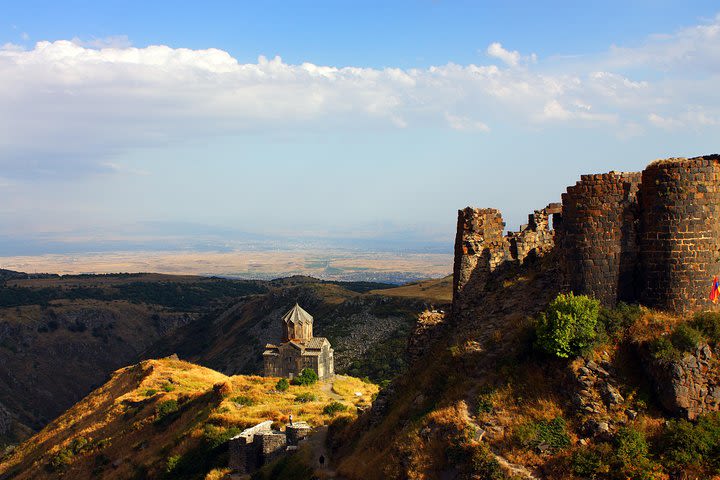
xmin=281 ymin=303 xmax=313 ymax=341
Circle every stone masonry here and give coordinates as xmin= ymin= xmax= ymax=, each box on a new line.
xmin=643 ymin=343 xmax=720 ymax=420
xmin=640 ymin=157 xmax=720 ymax=313
xmin=453 ymin=154 xmax=720 ymax=315
xmin=452 ymin=204 xmax=560 ymax=312
xmin=557 ymin=172 xmax=642 ymax=306
xmin=228 ymin=420 xmax=314 ymax=474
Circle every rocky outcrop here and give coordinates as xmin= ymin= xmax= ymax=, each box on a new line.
xmin=571 ymin=356 xmax=632 ymax=437
xmin=644 ymin=343 xmax=720 ymax=420
xmin=0 ymin=402 xmax=12 ymax=438
xmin=407 ymin=310 xmax=446 ymax=364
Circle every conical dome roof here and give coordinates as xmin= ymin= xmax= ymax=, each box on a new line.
xmin=282 ymin=303 xmax=313 ymax=325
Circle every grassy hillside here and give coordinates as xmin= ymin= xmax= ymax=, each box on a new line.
xmin=333 ymin=256 xmax=720 ymax=479
xmin=368 ymin=275 xmax=453 ymax=304
xmin=0 ymin=272 xmax=267 ymax=446
xmin=0 ymin=357 xmax=377 ymax=480
xmin=148 ymin=279 xmax=451 ymax=386
xmin=0 ymin=270 xmax=449 ymax=449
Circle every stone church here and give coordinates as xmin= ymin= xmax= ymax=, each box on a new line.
xmin=263 ymin=303 xmax=334 ymax=380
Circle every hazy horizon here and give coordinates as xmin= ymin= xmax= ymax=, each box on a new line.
xmin=2 ymin=2 xmax=720 ymax=264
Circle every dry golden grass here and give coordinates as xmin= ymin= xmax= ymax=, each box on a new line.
xmin=628 ymin=309 xmax=683 ymax=343
xmin=370 ymin=275 xmax=453 ymax=303
xmin=0 ymin=358 xmax=377 ymax=480
xmin=204 ymin=467 xmax=232 ymax=479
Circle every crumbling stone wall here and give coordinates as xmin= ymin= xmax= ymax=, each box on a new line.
xmin=452 ymin=208 xmax=507 ymax=311
xmin=228 ymin=420 xmax=314 ymax=474
xmin=508 ymin=203 xmax=561 ymax=264
xmin=257 ymin=431 xmax=287 ymax=464
xmin=557 ymin=172 xmax=642 ymax=307
xmin=452 ymin=154 xmax=720 ymax=316
xmin=640 ymin=156 xmax=720 ymax=313
xmin=229 ymin=420 xmax=274 ymax=473
xmin=407 ymin=310 xmax=447 ymax=364
xmin=286 ymin=422 xmax=312 ymax=446
xmin=452 ymin=205 xmax=558 ymax=313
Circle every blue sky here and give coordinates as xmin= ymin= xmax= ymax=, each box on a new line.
xmin=1 ymin=1 xmax=720 ymax=254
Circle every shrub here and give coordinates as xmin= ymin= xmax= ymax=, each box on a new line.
xmin=165 ymin=454 xmax=181 ymax=474
xmin=571 ymin=445 xmax=609 ymax=478
xmin=648 ymin=335 xmax=681 ymax=362
xmin=291 ymin=368 xmax=319 ymax=386
xmin=203 ymin=425 xmax=241 ymax=449
xmin=294 ymin=392 xmax=317 ymax=403
xmin=155 ymin=399 xmax=179 ymax=423
xmin=469 ymin=443 xmax=505 ymax=479
xmin=514 ymin=417 xmax=570 ymax=452
xmin=162 ymin=382 xmax=175 ymax=392
xmin=48 ymin=437 xmax=93 ymax=472
xmin=231 ymin=395 xmax=254 ymax=407
xmin=691 ymin=311 xmax=720 ymax=345
xmin=614 ymin=427 xmax=649 ymax=470
xmin=143 ymin=388 xmax=158 ymax=397
xmin=536 ymin=293 xmax=600 ymax=358
xmin=670 ymin=324 xmax=705 ymax=352
xmin=476 ymin=392 xmax=494 ymax=415
xmin=323 ymin=401 xmax=347 ymax=415
xmin=275 ymin=378 xmax=289 ymax=392
xmin=598 ymin=302 xmax=642 ymax=340
xmin=660 ymin=412 xmax=720 ymax=474
xmin=49 ymin=449 xmax=74 ymax=472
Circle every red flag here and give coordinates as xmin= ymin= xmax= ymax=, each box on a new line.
xmin=710 ymin=276 xmax=720 ymax=304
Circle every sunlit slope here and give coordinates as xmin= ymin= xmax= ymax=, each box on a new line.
xmin=369 ymin=275 xmax=452 ymax=304
xmin=0 ymin=357 xmax=376 ymax=480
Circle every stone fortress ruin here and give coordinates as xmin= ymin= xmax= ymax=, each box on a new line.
xmin=228 ymin=420 xmax=312 ymax=474
xmin=263 ymin=303 xmax=335 ymax=380
xmin=453 ymin=154 xmax=720 ymax=315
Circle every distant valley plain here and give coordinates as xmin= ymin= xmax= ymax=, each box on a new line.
xmin=0 ymin=249 xmax=452 ymax=284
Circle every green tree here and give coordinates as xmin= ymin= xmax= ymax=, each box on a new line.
xmin=536 ymin=293 xmax=600 ymax=358
xmin=291 ymin=368 xmax=319 ymax=386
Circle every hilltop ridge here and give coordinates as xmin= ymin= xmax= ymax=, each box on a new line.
xmin=0 ymin=357 xmax=377 ymax=479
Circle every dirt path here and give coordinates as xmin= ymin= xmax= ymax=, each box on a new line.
xmin=320 ymin=376 xmax=345 ymax=401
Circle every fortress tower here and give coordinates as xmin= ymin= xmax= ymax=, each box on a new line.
xmin=452 ymin=154 xmax=720 ymax=316
xmin=639 ymin=157 xmax=720 ymax=313
xmin=557 ymin=172 xmax=642 ymax=306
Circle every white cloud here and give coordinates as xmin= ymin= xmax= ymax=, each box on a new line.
xmin=445 ymin=113 xmax=490 ymax=132
xmin=487 ymin=42 xmax=521 ymax=66
xmin=1 ymin=13 xmax=720 ymax=178
xmin=70 ymin=35 xmax=132 ymax=49
xmin=486 ymin=42 xmax=537 ymax=67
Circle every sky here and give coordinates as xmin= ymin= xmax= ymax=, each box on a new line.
xmin=1 ymin=1 xmax=720 ymax=255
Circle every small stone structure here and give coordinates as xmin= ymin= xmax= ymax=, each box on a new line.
xmin=286 ymin=421 xmax=312 ymax=445
xmin=228 ymin=420 xmax=314 ymax=474
xmin=263 ymin=304 xmax=334 ymax=380
xmin=453 ymin=154 xmax=720 ymax=315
